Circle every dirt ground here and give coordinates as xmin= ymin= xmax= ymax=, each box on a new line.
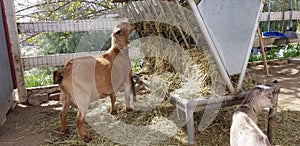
xmin=0 ymin=61 xmax=299 ymax=146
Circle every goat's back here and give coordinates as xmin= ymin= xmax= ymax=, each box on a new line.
xmin=230 ymin=111 xmax=271 ymax=146
xmin=60 ymin=56 xmax=114 ymax=97
xmin=60 ymin=49 xmax=131 ymax=98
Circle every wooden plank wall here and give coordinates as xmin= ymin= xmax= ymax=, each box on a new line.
xmin=4 ymin=0 xmax=27 ymax=102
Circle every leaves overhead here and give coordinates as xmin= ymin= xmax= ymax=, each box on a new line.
xmin=16 ymin=0 xmax=120 ymax=55
xmin=15 ymin=0 xmax=120 ymax=21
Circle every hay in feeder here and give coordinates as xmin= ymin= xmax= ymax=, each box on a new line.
xmin=133 ymin=31 xmax=226 ymax=99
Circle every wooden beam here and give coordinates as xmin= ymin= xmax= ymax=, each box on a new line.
xmin=257 ymin=27 xmax=270 ymax=76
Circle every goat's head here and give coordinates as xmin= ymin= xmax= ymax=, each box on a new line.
xmin=111 ymin=21 xmax=136 ymax=49
xmin=249 ymin=85 xmax=278 ymax=108
xmin=261 ymin=86 xmax=278 ymax=108
xmin=242 ymin=85 xmax=278 ymax=110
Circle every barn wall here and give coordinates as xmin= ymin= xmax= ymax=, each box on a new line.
xmin=3 ymin=0 xmax=27 ymax=102
xmin=0 ymin=0 xmax=16 ymax=126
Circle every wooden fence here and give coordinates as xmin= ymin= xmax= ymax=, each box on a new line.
xmin=19 ymin=11 xmax=300 ymax=69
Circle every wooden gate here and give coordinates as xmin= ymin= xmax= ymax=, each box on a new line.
xmin=0 ymin=0 xmax=16 ymax=126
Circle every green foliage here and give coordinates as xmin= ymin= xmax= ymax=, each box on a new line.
xmin=260 ymin=0 xmax=299 ymax=33
xmin=249 ymin=43 xmax=300 ymax=62
xmin=24 ymin=67 xmax=62 ymax=87
xmin=266 ymin=48 xmax=281 ymax=60
xmin=37 ymin=32 xmax=84 ymax=54
xmin=249 ymin=53 xmax=263 ymax=62
xmin=36 ymin=30 xmax=112 ymax=55
xmin=76 ymin=31 xmax=112 ymax=52
xmin=131 ymin=59 xmax=140 ymax=73
xmin=283 ymin=43 xmax=300 ymax=58
xmin=35 ymin=1 xmax=113 ymax=21
xmin=17 ymin=0 xmax=118 ymax=55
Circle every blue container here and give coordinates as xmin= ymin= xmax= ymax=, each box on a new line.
xmin=262 ymin=31 xmax=286 ymax=38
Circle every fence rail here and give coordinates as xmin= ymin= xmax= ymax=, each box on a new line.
xmin=19 ymin=11 xmax=300 ymax=69
xmin=259 ymin=11 xmax=300 ymax=21
xmin=17 ymin=11 xmax=300 ymax=34
xmin=22 ymin=49 xmax=141 ymax=69
xmin=17 ymin=19 xmax=124 ymax=33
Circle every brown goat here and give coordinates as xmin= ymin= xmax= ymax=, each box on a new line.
xmin=230 ymin=86 xmax=277 ymax=146
xmin=53 ymin=21 xmax=136 ymax=142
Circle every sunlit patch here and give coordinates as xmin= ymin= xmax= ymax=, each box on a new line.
xmin=256 ymin=65 xmax=265 ymax=70
xmin=17 ymin=103 xmax=28 ymax=108
xmin=53 ymin=107 xmax=62 ymax=111
xmin=41 ymin=101 xmax=60 ymax=107
xmin=277 ymin=68 xmax=299 ymax=75
xmin=280 ymin=88 xmax=295 ymax=94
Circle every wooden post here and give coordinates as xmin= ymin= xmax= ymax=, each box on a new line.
xmin=257 ymin=27 xmax=270 ymax=76
xmin=3 ymin=0 xmax=27 ymax=103
xmin=267 ymin=86 xmax=280 ymax=145
xmin=281 ymin=0 xmax=286 ymax=32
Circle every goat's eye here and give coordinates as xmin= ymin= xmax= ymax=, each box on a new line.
xmin=267 ymin=93 xmax=273 ymax=99
xmin=115 ymin=30 xmax=122 ymax=35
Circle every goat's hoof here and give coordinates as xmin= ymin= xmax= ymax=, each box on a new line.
xmin=110 ymin=110 xmax=117 ymax=115
xmin=125 ymin=107 xmax=133 ymax=112
xmin=60 ymin=128 xmax=69 ymax=135
xmin=82 ymin=135 xmax=92 ymax=142
xmin=133 ymin=97 xmax=137 ymax=102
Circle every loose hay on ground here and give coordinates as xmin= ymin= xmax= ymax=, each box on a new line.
xmin=41 ymin=102 xmax=300 ymax=145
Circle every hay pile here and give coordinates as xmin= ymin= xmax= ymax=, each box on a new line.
xmin=133 ymin=20 xmax=228 ymax=99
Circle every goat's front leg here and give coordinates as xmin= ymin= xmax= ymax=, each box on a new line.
xmin=125 ymin=80 xmax=133 ymax=112
xmin=76 ymin=111 xmax=91 ymax=142
xmin=130 ymin=71 xmax=137 ymax=102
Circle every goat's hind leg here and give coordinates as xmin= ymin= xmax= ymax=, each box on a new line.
xmin=76 ymin=111 xmax=92 ymax=142
xmin=60 ymin=91 xmax=70 ymax=134
xmin=109 ymin=93 xmax=117 ymax=114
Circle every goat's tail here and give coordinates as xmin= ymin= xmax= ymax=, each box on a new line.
xmin=53 ymin=70 xmax=63 ymax=84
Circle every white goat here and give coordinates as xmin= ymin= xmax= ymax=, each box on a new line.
xmin=53 ymin=21 xmax=136 ymax=142
xmin=230 ymin=86 xmax=277 ymax=146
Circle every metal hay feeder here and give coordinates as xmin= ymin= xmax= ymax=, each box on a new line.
xmin=116 ymin=0 xmax=280 ymax=145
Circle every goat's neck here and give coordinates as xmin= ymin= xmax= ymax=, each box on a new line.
xmin=105 ymin=45 xmax=129 ymax=61
xmin=237 ymin=104 xmax=260 ymax=123
xmin=111 ymin=37 xmax=129 ymax=50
